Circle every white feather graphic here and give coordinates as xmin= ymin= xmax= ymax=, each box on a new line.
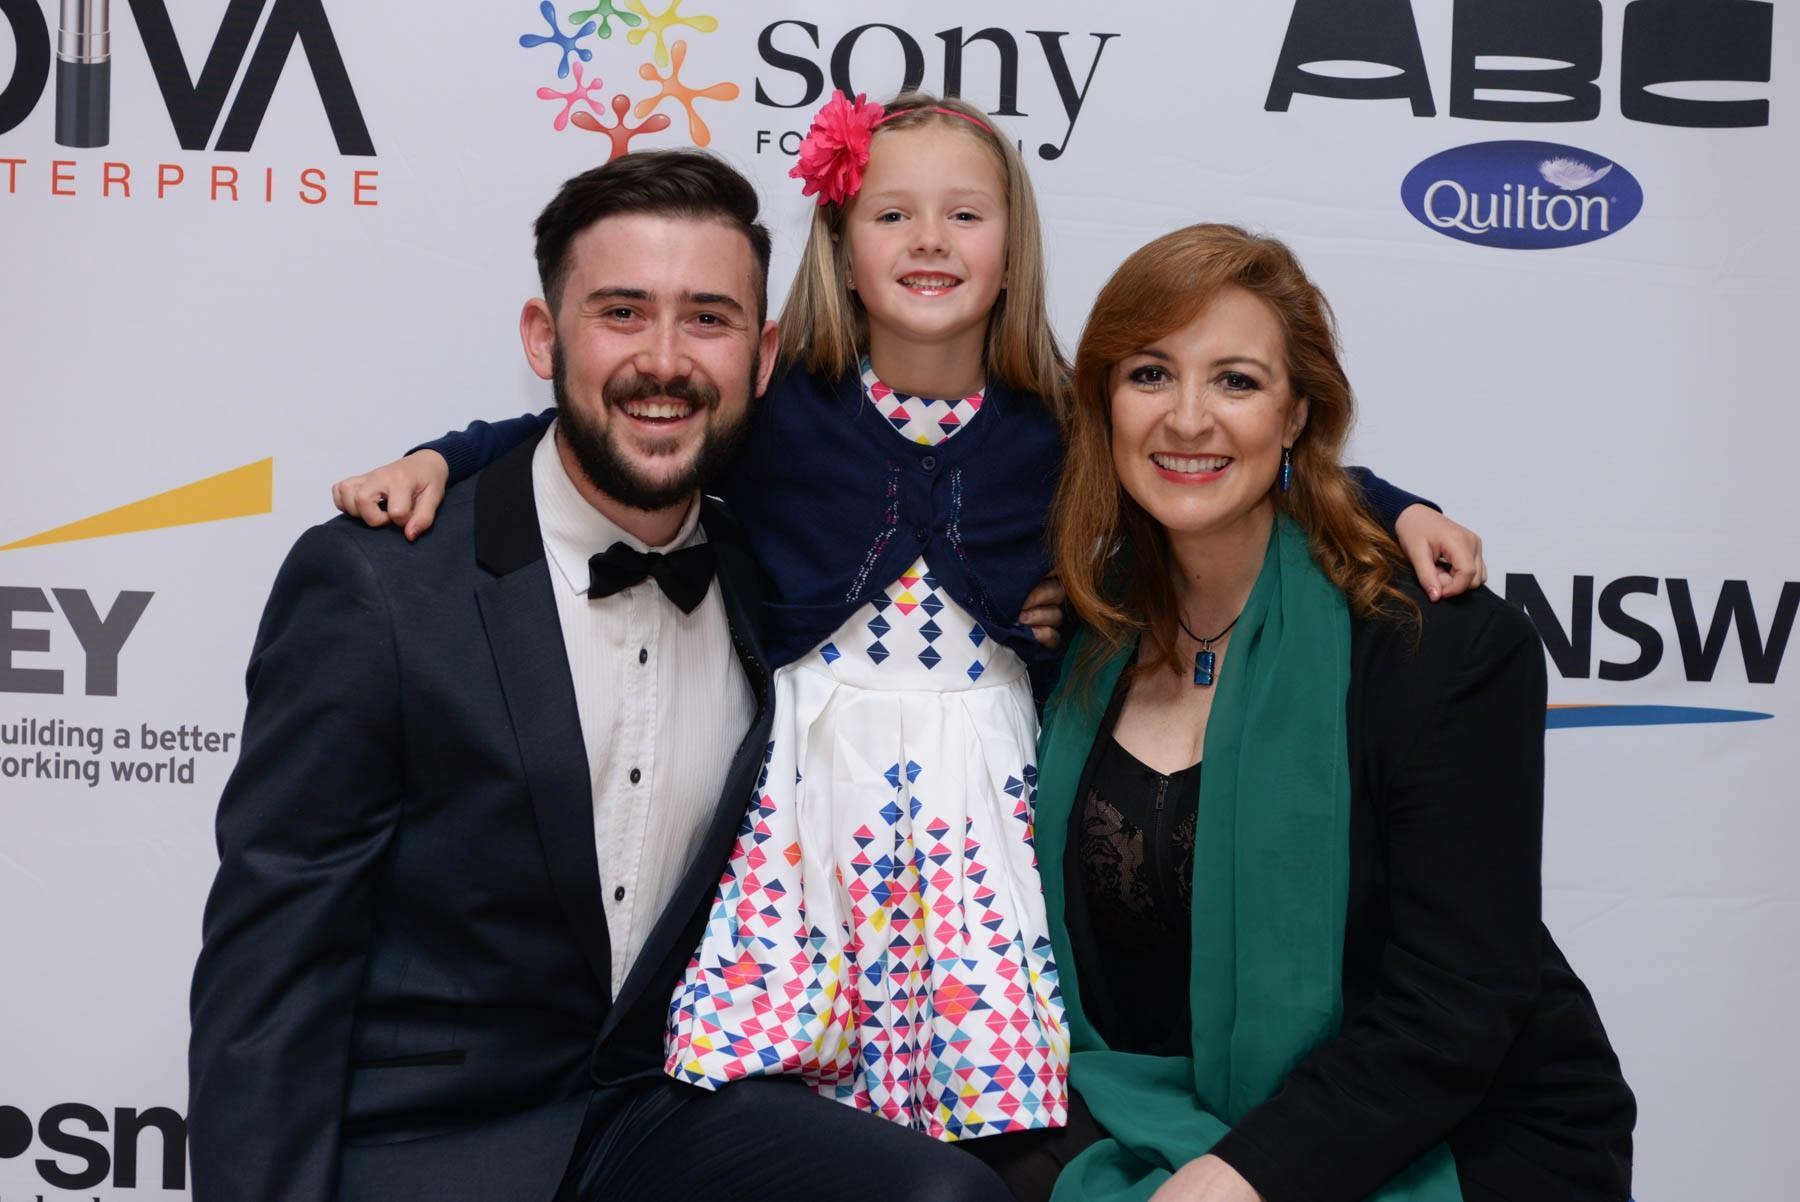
xmin=1539 ymin=157 xmax=1614 ymax=191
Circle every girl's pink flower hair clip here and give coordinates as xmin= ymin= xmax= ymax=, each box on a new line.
xmin=788 ymin=90 xmax=996 ymax=207
xmin=788 ymin=90 xmax=887 ymax=207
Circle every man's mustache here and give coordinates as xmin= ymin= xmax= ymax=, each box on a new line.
xmin=603 ymin=373 xmax=720 ymax=408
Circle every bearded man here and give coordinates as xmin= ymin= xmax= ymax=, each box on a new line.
xmin=188 ymin=151 xmax=1012 ymax=1202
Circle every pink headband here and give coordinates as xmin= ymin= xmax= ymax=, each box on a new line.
xmin=789 ymin=91 xmax=996 ymax=208
xmin=877 ymin=106 xmax=995 ymax=136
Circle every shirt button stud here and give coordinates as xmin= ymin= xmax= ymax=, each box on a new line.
xmin=613 ymin=886 xmax=625 ymax=902
xmin=638 ymin=647 xmax=648 ymax=665
xmin=629 ymin=767 xmax=641 ymax=784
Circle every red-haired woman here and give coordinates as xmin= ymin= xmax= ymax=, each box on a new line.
xmin=964 ymin=225 xmax=1634 ymax=1202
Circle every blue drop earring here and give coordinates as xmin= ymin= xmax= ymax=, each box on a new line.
xmin=1279 ymin=446 xmax=1293 ymax=493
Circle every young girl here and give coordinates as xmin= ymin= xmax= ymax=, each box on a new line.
xmin=332 ymin=92 xmax=1484 ymax=1141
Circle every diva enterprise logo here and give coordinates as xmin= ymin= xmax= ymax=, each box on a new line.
xmin=0 ymin=0 xmax=377 ymax=208
xmin=1402 ymin=141 xmax=1644 ymax=250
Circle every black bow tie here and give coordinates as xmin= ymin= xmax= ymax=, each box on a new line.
xmin=587 ymin=541 xmax=716 ymax=614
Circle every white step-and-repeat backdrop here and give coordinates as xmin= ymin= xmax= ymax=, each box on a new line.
xmin=2 ymin=2 xmax=1793 ymax=1198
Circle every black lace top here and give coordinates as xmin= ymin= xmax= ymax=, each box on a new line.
xmin=1074 ymin=735 xmax=1201 ymax=1057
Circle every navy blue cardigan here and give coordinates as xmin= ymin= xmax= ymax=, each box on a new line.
xmin=419 ymin=366 xmax=1429 ymax=694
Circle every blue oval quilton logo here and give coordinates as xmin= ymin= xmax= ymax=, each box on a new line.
xmin=1401 ymin=141 xmax=1644 ymax=249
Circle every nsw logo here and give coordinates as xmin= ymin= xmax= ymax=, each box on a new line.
xmin=1401 ymin=141 xmax=1643 ymax=250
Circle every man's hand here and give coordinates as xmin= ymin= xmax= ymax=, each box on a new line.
xmin=1394 ymin=504 xmax=1487 ymax=602
xmin=1148 ymin=1154 xmax=1264 ymax=1202
xmin=1020 ymin=575 xmax=1069 ymax=649
xmin=331 ymin=450 xmax=451 ymax=541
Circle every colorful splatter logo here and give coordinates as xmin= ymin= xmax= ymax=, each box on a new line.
xmin=519 ymin=0 xmax=738 ymax=159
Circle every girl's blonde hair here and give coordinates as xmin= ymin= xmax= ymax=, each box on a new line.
xmin=778 ymin=92 xmax=1069 ymax=417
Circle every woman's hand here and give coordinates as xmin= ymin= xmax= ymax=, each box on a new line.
xmin=1148 ymin=1154 xmax=1264 ymax=1202
xmin=1020 ymin=575 xmax=1069 ymax=649
xmin=330 ymin=450 xmax=450 ymax=541
xmin=1394 ymin=504 xmax=1487 ymax=602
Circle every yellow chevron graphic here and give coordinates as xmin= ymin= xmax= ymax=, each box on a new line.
xmin=0 ymin=459 xmax=273 ymax=551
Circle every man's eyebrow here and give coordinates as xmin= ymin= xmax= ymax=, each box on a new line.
xmin=582 ymin=286 xmax=651 ymax=306
xmin=686 ymin=292 xmax=747 ymax=315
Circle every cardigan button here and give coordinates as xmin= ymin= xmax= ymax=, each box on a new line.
xmin=920 ymin=455 xmax=937 ymax=472
xmin=912 ymin=526 xmax=929 ymax=542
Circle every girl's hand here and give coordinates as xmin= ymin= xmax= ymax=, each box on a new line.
xmin=1020 ymin=575 xmax=1068 ymax=650
xmin=1148 ymin=1154 xmax=1263 ymax=1202
xmin=331 ymin=450 xmax=450 ymax=541
xmin=1394 ymin=503 xmax=1487 ymax=602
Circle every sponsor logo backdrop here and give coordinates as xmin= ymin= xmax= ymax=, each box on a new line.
xmin=1 ymin=1 xmax=1793 ymax=1197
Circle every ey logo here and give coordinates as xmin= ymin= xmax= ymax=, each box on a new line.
xmin=0 ymin=459 xmax=274 ymax=553
xmin=518 ymin=0 xmax=739 ymax=160
xmin=1 ymin=460 xmax=272 ymax=698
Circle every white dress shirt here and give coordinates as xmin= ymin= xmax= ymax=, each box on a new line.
xmin=532 ymin=426 xmax=756 ymax=996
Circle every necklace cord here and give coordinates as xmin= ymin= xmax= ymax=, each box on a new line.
xmin=1175 ymin=610 xmax=1241 ymax=649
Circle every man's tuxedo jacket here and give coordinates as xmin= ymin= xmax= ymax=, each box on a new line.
xmin=189 ymin=434 xmax=774 ymax=1202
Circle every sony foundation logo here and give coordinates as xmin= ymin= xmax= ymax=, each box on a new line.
xmin=518 ymin=0 xmax=739 ymax=159
xmin=510 ymin=6 xmax=1122 ymax=164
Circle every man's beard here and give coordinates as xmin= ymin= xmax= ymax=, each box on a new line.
xmin=552 ymin=340 xmax=755 ymax=512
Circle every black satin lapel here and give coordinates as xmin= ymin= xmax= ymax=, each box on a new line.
xmin=475 ymin=433 xmax=551 ymax=578
xmin=599 ymin=505 xmax=772 ymax=1037
xmin=476 ymin=562 xmax=612 ymax=994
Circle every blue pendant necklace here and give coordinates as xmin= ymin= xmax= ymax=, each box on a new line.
xmin=1175 ymin=611 xmax=1242 ymax=687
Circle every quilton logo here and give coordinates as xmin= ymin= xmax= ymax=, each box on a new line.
xmin=1402 ymin=142 xmax=1643 ymax=250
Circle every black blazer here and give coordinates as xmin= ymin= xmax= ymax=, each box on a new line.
xmin=1066 ymin=585 xmax=1635 ymax=1202
xmin=188 ymin=434 xmax=774 ymax=1202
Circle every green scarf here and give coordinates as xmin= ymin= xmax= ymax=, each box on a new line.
xmin=1036 ymin=517 xmax=1461 ymax=1202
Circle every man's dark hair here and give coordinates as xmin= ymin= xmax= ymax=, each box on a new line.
xmin=534 ymin=150 xmax=773 ymax=322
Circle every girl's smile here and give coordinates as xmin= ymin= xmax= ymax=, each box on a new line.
xmin=844 ymin=123 xmax=1008 ymax=391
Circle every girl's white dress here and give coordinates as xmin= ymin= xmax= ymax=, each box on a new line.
xmin=664 ymin=366 xmax=1069 ymax=1140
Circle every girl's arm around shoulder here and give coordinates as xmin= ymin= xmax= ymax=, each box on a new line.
xmin=416 ymin=409 xmax=555 ymax=484
xmin=1347 ymin=467 xmax=1487 ymax=602
xmin=331 ymin=409 xmax=554 ymax=540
